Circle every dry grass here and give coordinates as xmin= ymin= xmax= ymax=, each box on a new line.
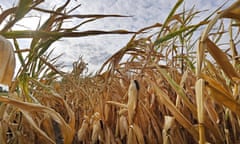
xmin=0 ymin=0 xmax=240 ymax=144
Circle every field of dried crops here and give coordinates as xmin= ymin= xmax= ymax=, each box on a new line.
xmin=0 ymin=0 xmax=240 ymax=144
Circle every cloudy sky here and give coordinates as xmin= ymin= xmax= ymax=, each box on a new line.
xmin=1 ymin=0 xmax=235 ymax=73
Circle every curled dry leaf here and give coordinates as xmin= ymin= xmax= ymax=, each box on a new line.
xmin=0 ymin=35 xmax=15 ymax=86
xmin=147 ymin=124 xmax=158 ymax=144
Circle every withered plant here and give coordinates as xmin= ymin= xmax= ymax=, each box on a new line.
xmin=0 ymin=0 xmax=240 ymax=144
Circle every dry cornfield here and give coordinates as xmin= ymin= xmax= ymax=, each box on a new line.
xmin=0 ymin=0 xmax=240 ymax=144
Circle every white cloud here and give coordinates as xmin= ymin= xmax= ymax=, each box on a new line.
xmin=1 ymin=0 xmax=236 ymax=73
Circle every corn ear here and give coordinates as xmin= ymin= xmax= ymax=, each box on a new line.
xmin=77 ymin=119 xmax=89 ymax=142
xmin=0 ymin=35 xmax=15 ymax=86
xmin=91 ymin=113 xmax=104 ymax=144
xmin=127 ymin=80 xmax=139 ymax=124
xmin=163 ymin=116 xmax=175 ymax=144
xmin=119 ymin=115 xmax=128 ymax=139
xmin=91 ymin=120 xmax=102 ymax=144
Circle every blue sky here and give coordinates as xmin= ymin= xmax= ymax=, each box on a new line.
xmin=0 ymin=0 xmax=235 ymax=73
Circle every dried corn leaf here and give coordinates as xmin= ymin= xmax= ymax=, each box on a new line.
xmin=228 ymin=110 xmax=239 ymax=141
xmin=132 ymin=124 xmax=145 ymax=144
xmin=148 ymin=78 xmax=199 ymax=142
xmin=201 ymin=74 xmax=233 ymax=99
xmin=205 ymin=59 xmax=230 ymax=91
xmin=49 ymin=91 xmax=76 ymax=137
xmin=208 ymin=84 xmax=240 ymax=115
xmin=40 ymin=117 xmax=56 ymax=141
xmin=225 ymin=129 xmax=231 ymax=144
xmin=197 ymin=39 xmax=206 ymax=76
xmin=0 ymin=35 xmax=15 ymax=86
xmin=105 ymin=126 xmax=115 ymax=144
xmin=106 ymin=101 xmax=127 ymax=108
xmin=203 ymin=75 xmax=240 ymax=116
xmin=0 ymin=104 xmax=8 ymax=144
xmin=204 ymin=98 xmax=219 ymax=124
xmin=205 ymin=38 xmax=240 ymax=81
xmin=146 ymin=124 xmax=158 ymax=144
xmin=0 ymin=96 xmax=75 ymax=144
xmin=221 ymin=1 xmax=240 ymax=21
xmin=228 ymin=21 xmax=238 ymax=68
xmin=198 ymin=3 xmax=227 ymax=74
xmin=127 ymin=126 xmax=137 ymax=144
xmin=155 ymin=65 xmax=197 ymax=114
xmin=0 ymin=123 xmax=7 ymax=144
xmin=150 ymin=116 xmax=162 ymax=143
xmin=21 ymin=110 xmax=55 ymax=144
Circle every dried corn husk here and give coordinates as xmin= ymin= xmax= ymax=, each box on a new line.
xmin=119 ymin=115 xmax=128 ymax=139
xmin=0 ymin=35 xmax=15 ymax=86
xmin=91 ymin=112 xmax=104 ymax=144
xmin=163 ymin=116 xmax=175 ymax=144
xmin=91 ymin=120 xmax=102 ymax=144
xmin=77 ymin=119 xmax=89 ymax=142
xmin=127 ymin=80 xmax=139 ymax=124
